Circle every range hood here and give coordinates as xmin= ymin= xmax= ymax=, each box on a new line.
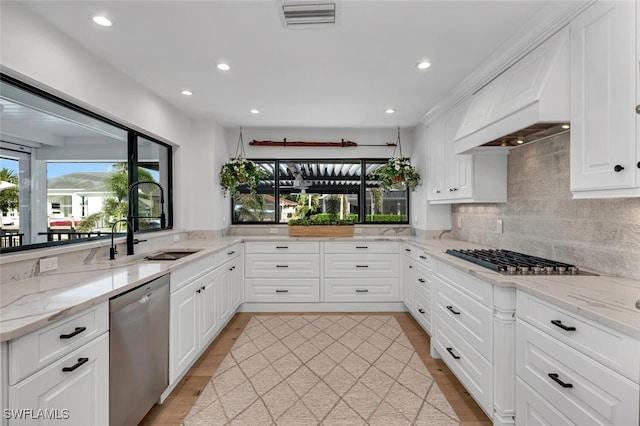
xmin=454 ymin=26 xmax=570 ymax=154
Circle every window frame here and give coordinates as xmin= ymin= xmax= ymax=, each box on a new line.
xmin=0 ymin=74 xmax=174 ymax=253
xmin=231 ymin=158 xmax=410 ymax=225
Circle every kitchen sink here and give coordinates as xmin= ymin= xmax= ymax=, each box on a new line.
xmin=142 ymin=250 xmax=201 ymax=261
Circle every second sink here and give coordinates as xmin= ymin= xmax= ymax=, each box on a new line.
xmin=143 ymin=250 xmax=200 ymax=261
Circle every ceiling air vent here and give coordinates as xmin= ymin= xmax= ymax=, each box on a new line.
xmin=281 ymin=3 xmax=337 ymax=28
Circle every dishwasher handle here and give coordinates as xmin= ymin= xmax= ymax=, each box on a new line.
xmin=110 ymin=274 xmax=169 ymax=312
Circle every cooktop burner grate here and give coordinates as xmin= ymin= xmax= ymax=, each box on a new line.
xmin=445 ymin=249 xmax=595 ymax=275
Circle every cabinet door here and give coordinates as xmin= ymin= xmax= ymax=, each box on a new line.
xmin=198 ymin=272 xmax=218 ymax=346
xmin=230 ymin=257 xmax=243 ymax=311
xmin=427 ymin=119 xmax=446 ymax=200
xmin=169 ymin=281 xmax=199 ymax=383
xmin=444 ymin=104 xmax=473 ymax=199
xmin=570 ymin=0 xmax=637 ymax=193
xmin=402 ymin=254 xmax=414 ymax=311
xmin=9 ymin=333 xmax=109 ymax=426
xmin=216 ymin=267 xmax=232 ymax=326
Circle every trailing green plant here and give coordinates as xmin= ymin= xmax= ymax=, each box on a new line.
xmin=219 ymin=157 xmax=267 ymax=197
xmin=373 ymin=157 xmax=421 ymax=192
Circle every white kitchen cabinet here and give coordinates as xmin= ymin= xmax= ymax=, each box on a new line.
xmin=169 ymin=275 xmax=202 ymax=383
xmin=515 ymin=291 xmax=640 ymax=426
xmin=428 ymin=102 xmax=508 ymax=204
xmin=5 ymin=303 xmax=109 ymax=426
xmin=401 ymin=244 xmax=414 ymax=312
xmin=570 ymin=0 xmax=640 ymax=198
xmin=229 ymin=255 xmax=243 ymax=311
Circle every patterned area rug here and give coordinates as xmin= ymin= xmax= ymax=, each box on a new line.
xmin=184 ymin=315 xmax=460 ymax=425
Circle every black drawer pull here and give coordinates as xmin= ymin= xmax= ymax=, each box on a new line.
xmin=446 ymin=305 xmax=461 ymax=315
xmin=276 ymin=265 xmax=289 ymax=268
xmin=275 ymin=246 xmax=289 ymax=249
xmin=418 ymin=308 xmax=425 ymax=314
xmin=355 ymin=289 xmax=369 ymax=293
xmin=196 ymin=289 xmax=201 ymax=294
xmin=355 ymin=246 xmax=368 ymax=249
xmin=275 ymin=289 xmax=289 ymax=293
xmin=419 ymin=255 xmax=427 ymax=260
xmin=356 ymin=265 xmax=369 ymax=268
xmin=201 ymin=286 xmax=206 ymax=291
xmin=548 ymin=373 xmax=573 ymax=388
xmin=62 ymin=357 xmax=89 ymax=372
xmin=229 ymin=266 xmax=235 ymax=271
xmin=551 ymin=320 xmax=576 ymax=331
xmin=405 ymin=248 xmax=411 ymax=252
xmin=418 ymin=278 xmax=426 ymax=283
xmin=409 ymin=265 xmax=413 ymax=269
xmin=446 ymin=347 xmax=460 ymax=360
xmin=60 ymin=327 xmax=87 ymax=339
xmin=227 ymin=250 xmax=235 ymax=255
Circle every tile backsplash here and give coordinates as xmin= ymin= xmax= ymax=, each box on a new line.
xmin=452 ymin=133 xmax=640 ymax=280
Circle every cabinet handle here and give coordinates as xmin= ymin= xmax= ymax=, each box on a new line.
xmin=418 ymin=308 xmax=425 ymax=314
xmin=550 ymin=320 xmax=575 ymax=331
xmin=62 ymin=357 xmax=89 ymax=372
xmin=227 ymin=250 xmax=235 ymax=255
xmin=614 ymin=164 xmax=625 ymax=172
xmin=446 ymin=305 xmax=461 ymax=315
xmin=59 ymin=326 xmax=87 ymax=339
xmin=435 ymin=190 xmax=441 ymax=194
xmin=637 ymin=162 xmax=640 ymax=169
xmin=446 ymin=347 xmax=460 ymax=360
xmin=405 ymin=248 xmax=411 ymax=252
xmin=419 ymin=255 xmax=427 ymax=260
xmin=636 ymin=105 xmax=640 ymax=114
xmin=355 ymin=246 xmax=368 ymax=249
xmin=229 ymin=266 xmax=235 ymax=271
xmin=201 ymin=286 xmax=206 ymax=291
xmin=548 ymin=373 xmax=573 ymax=388
xmin=276 ymin=246 xmax=289 ymax=249
xmin=275 ymin=289 xmax=289 ymax=293
xmin=409 ymin=265 xmax=413 ymax=269
xmin=418 ymin=278 xmax=426 ymax=283
xmin=355 ymin=289 xmax=369 ymax=293
xmin=276 ymin=265 xmax=289 ymax=268
xmin=356 ymin=265 xmax=369 ymax=268
xmin=196 ymin=289 xmax=201 ymax=294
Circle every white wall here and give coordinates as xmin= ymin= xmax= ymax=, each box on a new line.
xmin=0 ymin=2 xmax=190 ymax=146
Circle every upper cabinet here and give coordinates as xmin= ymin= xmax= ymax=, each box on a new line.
xmin=570 ymin=0 xmax=639 ymax=198
xmin=428 ymin=102 xmax=508 ymax=204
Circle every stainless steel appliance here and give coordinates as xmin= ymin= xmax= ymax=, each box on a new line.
xmin=109 ymin=274 xmax=169 ymax=426
xmin=446 ymin=249 xmax=596 ymax=275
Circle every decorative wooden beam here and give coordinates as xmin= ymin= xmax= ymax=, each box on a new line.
xmin=249 ymin=138 xmax=396 ymax=148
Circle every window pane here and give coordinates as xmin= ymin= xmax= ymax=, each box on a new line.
xmin=0 ymin=157 xmax=21 ymax=248
xmin=365 ymin=161 xmax=408 ymax=222
xmin=233 ymin=161 xmax=275 ymax=223
xmin=137 ymin=136 xmax=169 ymax=230
xmin=278 ymin=160 xmax=360 ymax=223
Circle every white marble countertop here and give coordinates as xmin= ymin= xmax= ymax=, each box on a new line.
xmin=2 ymin=234 xmax=639 ymax=342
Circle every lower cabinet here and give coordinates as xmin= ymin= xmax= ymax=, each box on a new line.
xmin=5 ymin=303 xmax=109 ymax=426
xmin=403 ymin=244 xmax=434 ymax=335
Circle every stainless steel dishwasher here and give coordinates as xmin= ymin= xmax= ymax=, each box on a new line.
xmin=109 ymin=274 xmax=169 ymax=426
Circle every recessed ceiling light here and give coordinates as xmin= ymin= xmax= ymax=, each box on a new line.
xmin=92 ymin=16 xmax=112 ymax=27
xmin=417 ymin=61 xmax=431 ymax=69
xmin=516 ymin=139 xmax=524 ymax=144
xmin=250 ymin=109 xmax=260 ymax=114
xmin=217 ymin=63 xmax=230 ymax=71
xmin=181 ymin=90 xmax=193 ymax=96
xmin=562 ymin=124 xmax=570 ymax=129
xmin=385 ymin=108 xmax=396 ymax=114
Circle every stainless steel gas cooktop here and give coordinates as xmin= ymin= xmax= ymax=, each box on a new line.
xmin=445 ymin=249 xmax=597 ymax=275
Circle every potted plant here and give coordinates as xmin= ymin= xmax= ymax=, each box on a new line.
xmin=219 ymin=157 xmax=266 ymax=197
xmin=374 ymin=157 xmax=422 ymax=192
xmin=288 ymin=195 xmax=355 ymax=237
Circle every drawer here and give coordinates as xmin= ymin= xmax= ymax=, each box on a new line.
xmin=8 ymin=302 xmax=109 ymax=385
xmin=435 ymin=261 xmax=492 ymax=308
xmin=516 ymin=320 xmax=639 ymax=426
xmin=412 ymin=287 xmax=431 ymax=334
xmin=516 ymin=378 xmax=573 ymax=426
xmin=432 ymin=313 xmax=493 ymax=415
xmin=516 ymin=291 xmax=640 ymax=382
xmin=402 ymin=243 xmax=416 ymax=259
xmin=8 ymin=333 xmax=109 ymax=426
xmin=220 ymin=243 xmax=242 ymax=261
xmin=245 ymin=253 xmax=319 ymax=278
xmin=324 ymin=241 xmax=398 ymax=254
xmin=324 ymin=254 xmax=399 ymax=278
xmin=414 ymin=271 xmax=431 ymax=303
xmin=433 ymin=275 xmax=493 ymax=361
xmin=245 ymin=241 xmax=319 ymax=254
xmin=324 ymin=278 xmax=400 ymax=302
xmin=244 ymin=279 xmax=320 ymax=303
xmin=414 ymin=250 xmax=433 ymax=269
xmin=171 ymin=254 xmax=216 ymax=291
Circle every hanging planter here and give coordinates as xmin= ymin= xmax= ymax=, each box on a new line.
xmin=374 ymin=127 xmax=422 ymax=192
xmin=219 ymin=127 xmax=267 ymax=197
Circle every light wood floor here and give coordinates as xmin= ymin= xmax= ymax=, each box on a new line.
xmin=141 ymin=312 xmax=492 ymax=425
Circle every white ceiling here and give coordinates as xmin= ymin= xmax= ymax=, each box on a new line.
xmin=21 ymin=1 xmax=573 ymax=129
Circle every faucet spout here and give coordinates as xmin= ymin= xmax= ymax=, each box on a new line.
xmin=127 ymin=181 xmax=166 ymax=256
xmin=110 ymin=219 xmax=133 ymax=260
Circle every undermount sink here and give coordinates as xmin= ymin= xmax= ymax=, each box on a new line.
xmin=142 ymin=250 xmax=201 ymax=261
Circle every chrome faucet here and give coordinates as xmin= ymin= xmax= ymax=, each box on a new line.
xmin=126 ymin=181 xmax=166 ymax=256
xmin=110 ymin=219 xmax=132 ymax=260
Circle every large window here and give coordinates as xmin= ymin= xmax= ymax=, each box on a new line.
xmin=0 ymin=75 xmax=173 ymax=252
xmin=232 ymin=159 xmax=409 ymax=224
